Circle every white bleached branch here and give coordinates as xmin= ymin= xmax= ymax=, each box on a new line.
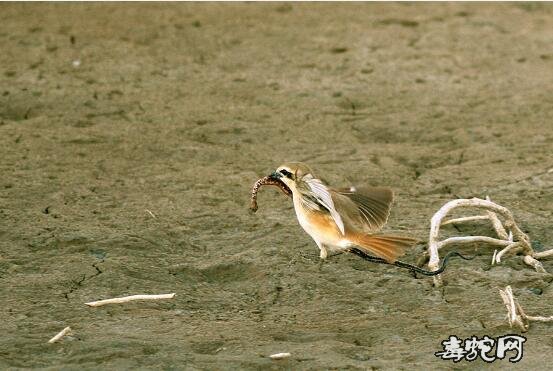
xmin=495 ymin=242 xmax=522 ymax=264
xmin=269 ymin=352 xmax=291 ymax=360
xmin=438 ymin=236 xmax=511 ymax=249
xmin=534 ymin=249 xmax=553 ymax=259
xmin=441 ymin=215 xmax=489 ymax=225
xmin=85 ymin=293 xmax=176 ymax=307
xmin=427 ymin=197 xmax=551 ymax=286
xmin=48 ymin=326 xmax=72 ymax=344
xmin=499 ymin=286 xmax=553 ymax=332
xmin=523 ymin=255 xmax=546 ymax=273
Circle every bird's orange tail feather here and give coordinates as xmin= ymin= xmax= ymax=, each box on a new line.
xmin=348 ymin=233 xmax=417 ymax=263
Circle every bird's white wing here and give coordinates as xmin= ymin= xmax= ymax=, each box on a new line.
xmin=304 ymin=177 xmax=345 ymax=235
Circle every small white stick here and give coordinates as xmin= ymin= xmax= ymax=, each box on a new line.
xmin=437 ymin=236 xmax=511 ymax=249
xmin=441 ymin=215 xmax=489 ymax=225
xmin=487 ymin=211 xmax=508 ymax=239
xmin=499 ymin=285 xmax=553 ymax=332
xmin=523 ymin=255 xmax=546 ymax=273
xmin=495 ymin=242 xmax=521 ymax=264
xmin=85 ymin=293 xmax=175 ymax=307
xmin=534 ymin=249 xmax=553 ymax=259
xmin=498 ymin=288 xmax=512 ymax=325
xmin=491 ymin=249 xmax=498 ymax=265
xmin=526 ymin=315 xmax=553 ymax=322
xmin=48 ymin=326 xmax=72 ymax=344
xmin=269 ymin=352 xmax=291 ymax=360
xmin=505 ymin=287 xmax=517 ymax=324
xmin=485 ymin=196 xmax=509 ymax=240
xmin=145 ymin=209 xmax=156 ymax=218
xmin=498 ymin=286 xmax=527 ymax=332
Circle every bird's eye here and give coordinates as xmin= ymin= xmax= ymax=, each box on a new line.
xmin=280 ymin=169 xmax=293 ymax=178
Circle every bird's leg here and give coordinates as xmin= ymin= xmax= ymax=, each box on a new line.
xmin=317 ymin=242 xmax=328 ymax=271
xmin=319 ymin=245 xmax=328 ymax=260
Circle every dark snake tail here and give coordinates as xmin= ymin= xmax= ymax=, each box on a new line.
xmin=349 ymin=249 xmax=475 ymax=276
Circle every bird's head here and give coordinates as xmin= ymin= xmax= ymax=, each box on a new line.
xmin=270 ymin=162 xmax=314 ymax=193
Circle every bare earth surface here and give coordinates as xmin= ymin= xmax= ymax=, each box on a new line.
xmin=1 ymin=3 xmax=553 ymax=370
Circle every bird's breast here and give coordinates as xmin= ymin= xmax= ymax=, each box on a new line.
xmin=293 ymin=194 xmax=348 ymax=246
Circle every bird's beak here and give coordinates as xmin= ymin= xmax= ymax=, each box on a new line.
xmin=269 ymin=171 xmax=282 ymax=180
xmin=263 ymin=171 xmax=292 ymax=198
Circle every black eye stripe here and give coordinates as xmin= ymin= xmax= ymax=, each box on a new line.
xmin=280 ymin=169 xmax=293 ymax=178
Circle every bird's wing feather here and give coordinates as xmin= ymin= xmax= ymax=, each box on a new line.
xmin=332 ymin=186 xmax=394 ymax=232
xmin=304 ymin=177 xmax=345 ymax=235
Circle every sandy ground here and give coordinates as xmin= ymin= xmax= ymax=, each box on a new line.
xmin=1 ymin=3 xmax=552 ymax=370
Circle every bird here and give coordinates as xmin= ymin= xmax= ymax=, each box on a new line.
xmin=267 ymin=162 xmax=417 ymax=263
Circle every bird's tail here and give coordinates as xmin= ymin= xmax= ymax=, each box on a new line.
xmin=348 ymin=233 xmax=418 ymax=263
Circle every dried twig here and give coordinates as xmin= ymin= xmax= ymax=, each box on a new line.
xmin=486 ymin=198 xmax=508 ymax=240
xmin=269 ymin=352 xmax=291 ymax=360
xmin=495 ymin=242 xmax=522 ymax=264
xmin=48 ymin=326 xmax=72 ymax=344
xmin=499 ymin=286 xmax=553 ymax=332
xmin=427 ymin=197 xmax=551 ymax=286
xmin=523 ymin=255 xmax=546 ymax=273
xmin=85 ymin=293 xmax=175 ymax=307
xmin=441 ymin=215 xmax=489 ymax=225
xmin=534 ymin=249 xmax=553 ymax=259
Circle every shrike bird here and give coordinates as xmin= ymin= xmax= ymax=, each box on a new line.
xmin=267 ymin=162 xmax=417 ymax=262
